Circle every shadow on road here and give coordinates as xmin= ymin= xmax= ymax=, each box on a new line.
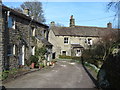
xmin=81 ymin=60 xmax=98 ymax=88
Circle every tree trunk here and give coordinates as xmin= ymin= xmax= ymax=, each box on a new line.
xmin=103 ymin=51 xmax=107 ymax=60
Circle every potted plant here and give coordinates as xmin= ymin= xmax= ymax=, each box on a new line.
xmin=29 ymin=55 xmax=38 ymax=69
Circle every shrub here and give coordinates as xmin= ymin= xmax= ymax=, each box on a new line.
xmin=35 ymin=46 xmax=47 ymax=60
xmin=72 ymin=56 xmax=81 ymax=60
xmin=2 ymin=70 xmax=9 ymax=80
xmin=59 ymin=55 xmax=72 ymax=59
xmin=29 ymin=55 xmax=39 ymax=64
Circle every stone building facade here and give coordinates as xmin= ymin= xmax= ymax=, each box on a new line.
xmin=0 ymin=2 xmax=3 ymax=72
xmin=1 ymin=5 xmax=52 ymax=70
xmin=48 ymin=15 xmax=118 ymax=59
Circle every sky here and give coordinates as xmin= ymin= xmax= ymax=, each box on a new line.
xmin=3 ymin=1 xmax=117 ymax=28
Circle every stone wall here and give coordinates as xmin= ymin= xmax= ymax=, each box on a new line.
xmin=48 ymin=29 xmax=99 ymax=58
xmin=2 ymin=9 xmax=48 ymax=70
xmin=97 ymin=47 xmax=120 ymax=89
xmin=0 ymin=2 xmax=3 ymax=72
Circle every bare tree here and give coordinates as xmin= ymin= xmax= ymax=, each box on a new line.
xmin=13 ymin=1 xmax=45 ymax=23
xmin=107 ymin=1 xmax=120 ymax=41
xmin=107 ymin=1 xmax=120 ymax=28
xmin=13 ymin=7 xmax=23 ymax=12
xmin=98 ymin=31 xmax=118 ymax=60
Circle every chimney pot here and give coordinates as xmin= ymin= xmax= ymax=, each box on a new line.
xmin=50 ymin=21 xmax=55 ymax=27
xmin=107 ymin=22 xmax=112 ymax=28
xmin=23 ymin=8 xmax=29 ymax=16
xmin=70 ymin=15 xmax=75 ymax=27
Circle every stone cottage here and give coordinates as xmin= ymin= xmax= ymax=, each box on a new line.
xmin=48 ymin=15 xmax=118 ymax=59
xmin=1 ymin=5 xmax=52 ymax=70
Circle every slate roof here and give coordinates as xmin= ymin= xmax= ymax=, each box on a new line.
xmin=2 ymin=5 xmax=49 ymax=28
xmin=51 ymin=26 xmax=119 ymax=37
xmin=71 ymin=44 xmax=84 ymax=48
xmin=41 ymin=38 xmax=53 ymax=46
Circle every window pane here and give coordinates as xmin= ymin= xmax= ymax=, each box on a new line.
xmin=64 ymin=37 xmax=68 ymax=44
xmin=8 ymin=17 xmax=13 ymax=28
xmin=7 ymin=45 xmax=13 ymax=55
xmin=62 ymin=51 xmax=66 ymax=56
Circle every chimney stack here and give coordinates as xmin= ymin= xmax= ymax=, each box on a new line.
xmin=70 ymin=15 xmax=75 ymax=27
xmin=107 ymin=22 xmax=112 ymax=28
xmin=23 ymin=8 xmax=29 ymax=16
xmin=50 ymin=21 xmax=55 ymax=27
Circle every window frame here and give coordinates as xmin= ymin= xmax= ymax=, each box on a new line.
xmin=62 ymin=51 xmax=67 ymax=56
xmin=64 ymin=37 xmax=69 ymax=44
xmin=32 ymin=27 xmax=36 ymax=36
xmin=7 ymin=45 xmax=13 ymax=56
xmin=87 ymin=38 xmax=92 ymax=45
xmin=8 ymin=16 xmax=15 ymax=29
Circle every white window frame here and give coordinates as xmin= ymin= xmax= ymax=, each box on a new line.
xmin=64 ymin=37 xmax=69 ymax=44
xmin=32 ymin=46 xmax=35 ymax=55
xmin=13 ymin=45 xmax=16 ymax=55
xmin=32 ymin=28 xmax=36 ymax=36
xmin=7 ymin=45 xmax=13 ymax=56
xmin=87 ymin=38 xmax=92 ymax=45
xmin=12 ymin=20 xmax=16 ymax=29
xmin=62 ymin=51 xmax=67 ymax=56
xmin=8 ymin=16 xmax=15 ymax=29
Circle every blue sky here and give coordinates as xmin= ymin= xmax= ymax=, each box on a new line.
xmin=3 ymin=2 xmax=116 ymax=27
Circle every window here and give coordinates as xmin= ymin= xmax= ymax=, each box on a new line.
xmin=64 ymin=37 xmax=68 ymax=44
xmin=7 ymin=44 xmax=16 ymax=56
xmin=76 ymin=49 xmax=81 ymax=56
xmin=31 ymin=46 xmax=35 ymax=55
xmin=8 ymin=16 xmax=15 ymax=29
xmin=87 ymin=38 xmax=92 ymax=45
xmin=77 ymin=50 xmax=80 ymax=53
xmin=62 ymin=51 xmax=66 ymax=56
xmin=44 ymin=30 xmax=47 ymax=38
xmin=7 ymin=45 xmax=13 ymax=56
xmin=32 ymin=28 xmax=36 ymax=36
xmin=13 ymin=45 xmax=16 ymax=55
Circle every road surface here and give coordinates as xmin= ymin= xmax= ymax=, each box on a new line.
xmin=4 ymin=61 xmax=97 ymax=88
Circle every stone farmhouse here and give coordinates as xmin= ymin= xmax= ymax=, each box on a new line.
xmin=48 ymin=15 xmax=118 ymax=59
xmin=0 ymin=5 xmax=52 ymax=70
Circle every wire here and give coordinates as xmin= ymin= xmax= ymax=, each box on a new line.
xmin=45 ymin=15 xmax=115 ymax=23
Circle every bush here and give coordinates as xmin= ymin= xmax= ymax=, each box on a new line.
xmin=2 ymin=70 xmax=9 ymax=80
xmin=72 ymin=56 xmax=81 ymax=60
xmin=29 ymin=55 xmax=39 ymax=64
xmin=59 ymin=55 xmax=72 ymax=59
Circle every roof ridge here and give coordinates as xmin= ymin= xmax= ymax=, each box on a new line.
xmin=75 ymin=25 xmax=108 ymax=29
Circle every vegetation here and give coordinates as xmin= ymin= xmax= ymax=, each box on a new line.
xmin=35 ymin=46 xmax=47 ymax=60
xmin=1 ymin=68 xmax=29 ymax=80
xmin=29 ymin=55 xmax=39 ymax=64
xmin=59 ymin=55 xmax=72 ymax=59
xmin=13 ymin=0 xmax=45 ymax=23
xmin=59 ymin=55 xmax=81 ymax=60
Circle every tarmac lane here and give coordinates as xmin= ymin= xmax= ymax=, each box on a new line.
xmin=3 ymin=60 xmax=97 ymax=89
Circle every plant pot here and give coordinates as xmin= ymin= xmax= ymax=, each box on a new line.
xmin=39 ymin=66 xmax=42 ymax=69
xmin=31 ymin=63 xmax=35 ymax=69
xmin=49 ymin=61 xmax=52 ymax=65
xmin=51 ymin=62 xmax=55 ymax=66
